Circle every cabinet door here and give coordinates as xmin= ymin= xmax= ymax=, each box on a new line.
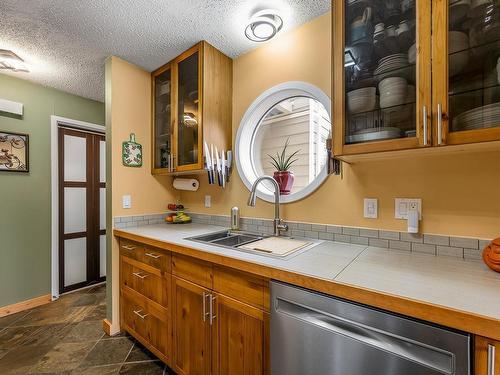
xmin=152 ymin=63 xmax=174 ymax=174
xmin=333 ymin=0 xmax=432 ymax=155
xmin=475 ymin=336 xmax=500 ymax=375
xmin=212 ymin=294 xmax=269 ymax=375
xmin=432 ymin=0 xmax=500 ymax=146
xmin=174 ymin=44 xmax=203 ymax=172
xmin=172 ymin=276 xmax=211 ymax=375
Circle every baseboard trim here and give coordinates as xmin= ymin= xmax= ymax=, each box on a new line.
xmin=0 ymin=294 xmax=52 ymax=318
xmin=102 ymin=318 xmax=121 ymax=336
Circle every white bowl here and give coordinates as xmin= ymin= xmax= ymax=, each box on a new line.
xmin=450 ymin=50 xmax=470 ymax=76
xmin=408 ymin=44 xmax=416 ymax=64
xmin=379 ymin=77 xmax=407 ymax=89
xmin=348 ymin=88 xmax=377 ymax=114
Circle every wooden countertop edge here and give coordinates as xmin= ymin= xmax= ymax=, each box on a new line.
xmin=114 ymin=229 xmax=500 ymax=340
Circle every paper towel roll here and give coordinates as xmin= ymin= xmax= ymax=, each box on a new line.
xmin=173 ymin=178 xmax=199 ymax=191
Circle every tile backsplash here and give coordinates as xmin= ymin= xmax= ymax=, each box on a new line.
xmin=114 ymin=212 xmax=490 ymax=262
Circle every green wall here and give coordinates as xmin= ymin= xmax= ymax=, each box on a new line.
xmin=0 ymin=74 xmax=105 ymax=307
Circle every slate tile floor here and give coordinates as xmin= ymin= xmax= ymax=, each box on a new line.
xmin=0 ymin=284 xmax=175 ymax=374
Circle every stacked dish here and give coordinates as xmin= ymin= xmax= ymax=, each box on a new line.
xmin=449 ymin=31 xmax=470 ymax=76
xmin=379 ymin=77 xmax=408 ymax=108
xmin=452 ymin=102 xmax=500 ymax=130
xmin=346 ymin=127 xmax=402 ymax=143
xmin=374 ymin=53 xmax=408 ymax=74
xmin=347 ymin=87 xmax=377 ymax=114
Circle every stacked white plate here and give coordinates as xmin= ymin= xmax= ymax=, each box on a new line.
xmin=374 ymin=54 xmax=409 ymax=80
xmin=347 ymin=87 xmax=377 ymax=114
xmin=453 ymin=102 xmax=500 ymax=130
xmin=379 ymin=77 xmax=408 ymax=108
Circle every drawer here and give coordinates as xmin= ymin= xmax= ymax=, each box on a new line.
xmin=121 ymin=255 xmax=170 ymax=308
xmin=214 ymin=266 xmax=270 ymax=311
xmin=121 ymin=288 xmax=171 ymax=363
xmin=172 ymin=253 xmax=213 ymax=289
xmin=120 ymin=240 xmax=171 ymax=274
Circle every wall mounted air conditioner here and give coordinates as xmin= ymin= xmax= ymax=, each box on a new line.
xmin=0 ymin=98 xmax=23 ymax=116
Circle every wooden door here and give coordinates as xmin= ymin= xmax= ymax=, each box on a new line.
xmin=173 ymin=43 xmax=204 ymax=172
xmin=172 ymin=276 xmax=211 ymax=375
xmin=432 ymin=0 xmax=500 ymax=146
xmin=475 ymin=336 xmax=500 ymax=375
xmin=58 ymin=127 xmax=105 ymax=293
xmin=333 ymin=0 xmax=432 ymax=156
xmin=212 ymin=293 xmax=269 ymax=375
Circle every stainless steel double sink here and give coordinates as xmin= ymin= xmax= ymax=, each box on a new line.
xmin=187 ymin=230 xmax=268 ymax=248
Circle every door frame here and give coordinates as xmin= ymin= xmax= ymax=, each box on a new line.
xmin=50 ymin=115 xmax=105 ymax=300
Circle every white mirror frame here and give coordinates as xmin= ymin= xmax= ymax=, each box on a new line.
xmin=235 ymin=81 xmax=332 ymax=204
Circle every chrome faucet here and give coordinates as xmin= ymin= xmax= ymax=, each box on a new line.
xmin=247 ymin=176 xmax=288 ymax=236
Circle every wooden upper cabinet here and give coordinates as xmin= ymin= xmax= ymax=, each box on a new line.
xmin=212 ymin=294 xmax=269 ymax=375
xmin=431 ymin=0 xmax=500 ymax=146
xmin=172 ymin=276 xmax=212 ymax=375
xmin=333 ymin=0 xmax=432 ymax=156
xmin=151 ymin=41 xmax=232 ymax=174
xmin=475 ymin=336 xmax=499 ymax=375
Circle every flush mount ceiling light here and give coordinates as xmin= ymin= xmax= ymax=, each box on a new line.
xmin=0 ymin=49 xmax=29 ymax=73
xmin=245 ymin=10 xmax=283 ymax=42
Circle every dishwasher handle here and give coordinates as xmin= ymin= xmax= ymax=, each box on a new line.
xmin=275 ymin=297 xmax=454 ymax=375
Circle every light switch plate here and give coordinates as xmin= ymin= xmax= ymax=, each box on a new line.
xmin=204 ymin=195 xmax=211 ymax=208
xmin=122 ymin=195 xmax=131 ymax=209
xmin=395 ymin=198 xmax=421 ymax=219
xmin=364 ymin=198 xmax=378 ymax=219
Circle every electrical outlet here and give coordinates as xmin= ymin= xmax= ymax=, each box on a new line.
xmin=395 ymin=198 xmax=422 ymax=219
xmin=364 ymin=198 xmax=378 ymax=219
xmin=204 ymin=195 xmax=211 ymax=208
xmin=122 ymin=195 xmax=131 ymax=209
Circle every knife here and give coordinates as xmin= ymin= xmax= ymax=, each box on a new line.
xmin=204 ymin=142 xmax=213 ymax=184
xmin=221 ymin=150 xmax=226 ymax=188
xmin=211 ymin=144 xmax=216 ymax=184
xmin=215 ymin=146 xmax=222 ymax=186
xmin=226 ymin=151 xmax=232 ymax=182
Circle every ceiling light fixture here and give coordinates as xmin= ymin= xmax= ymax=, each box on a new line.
xmin=0 ymin=49 xmax=29 ymax=73
xmin=245 ymin=10 xmax=283 ymax=42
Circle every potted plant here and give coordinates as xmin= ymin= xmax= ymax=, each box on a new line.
xmin=268 ymin=138 xmax=300 ymax=195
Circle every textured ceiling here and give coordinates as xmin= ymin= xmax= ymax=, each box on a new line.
xmin=0 ymin=0 xmax=330 ymax=102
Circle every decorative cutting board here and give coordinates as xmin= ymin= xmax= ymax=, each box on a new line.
xmin=239 ymin=237 xmax=311 ymax=256
xmin=122 ymin=133 xmax=142 ymax=167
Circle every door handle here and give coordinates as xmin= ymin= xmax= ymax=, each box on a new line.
xmin=488 ymin=344 xmax=496 ymax=375
xmin=422 ymin=106 xmax=428 ymax=146
xmin=132 ymin=272 xmax=149 ymax=279
xmin=133 ymin=309 xmax=149 ymax=320
xmin=202 ymin=292 xmax=210 ymax=322
xmin=437 ymin=103 xmax=443 ymax=145
xmin=209 ymin=294 xmax=217 ymax=325
xmin=145 ymin=252 xmax=161 ymax=259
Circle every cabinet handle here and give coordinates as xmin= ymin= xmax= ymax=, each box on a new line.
xmin=122 ymin=244 xmax=136 ymax=250
xmin=145 ymin=252 xmax=161 ymax=259
xmin=488 ymin=344 xmax=496 ymax=375
xmin=422 ymin=106 xmax=428 ymax=146
xmin=132 ymin=272 xmax=149 ymax=279
xmin=437 ymin=103 xmax=443 ymax=145
xmin=209 ymin=294 xmax=217 ymax=325
xmin=133 ymin=309 xmax=149 ymax=320
xmin=202 ymin=292 xmax=210 ymax=322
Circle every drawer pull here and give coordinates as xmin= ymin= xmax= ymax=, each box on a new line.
xmin=145 ymin=252 xmax=162 ymax=259
xmin=488 ymin=344 xmax=496 ymax=375
xmin=122 ymin=244 xmax=137 ymax=250
xmin=133 ymin=309 xmax=149 ymax=320
xmin=132 ymin=272 xmax=149 ymax=279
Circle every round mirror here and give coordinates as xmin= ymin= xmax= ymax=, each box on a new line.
xmin=235 ymin=82 xmax=332 ymax=203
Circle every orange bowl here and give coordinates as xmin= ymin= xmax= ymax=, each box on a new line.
xmin=490 ymin=238 xmax=500 ymax=254
xmin=483 ymin=246 xmax=500 ymax=272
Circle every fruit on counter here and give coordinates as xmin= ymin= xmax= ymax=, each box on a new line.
xmin=166 ymin=215 xmax=174 ymax=222
xmin=165 ymin=211 xmax=191 ymax=223
xmin=168 ymin=203 xmax=184 ymax=211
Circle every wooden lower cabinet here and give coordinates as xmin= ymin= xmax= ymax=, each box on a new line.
xmin=475 ymin=336 xmax=500 ymax=375
xmin=213 ymin=294 xmax=269 ymax=375
xmin=172 ymin=276 xmax=212 ymax=375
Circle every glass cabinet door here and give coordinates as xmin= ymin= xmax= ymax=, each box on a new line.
xmin=153 ymin=66 xmax=173 ymax=172
xmin=437 ymin=0 xmax=500 ymax=145
xmin=336 ymin=0 xmax=431 ymax=154
xmin=175 ymin=49 xmax=202 ymax=170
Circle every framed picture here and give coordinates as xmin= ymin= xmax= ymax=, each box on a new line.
xmin=0 ymin=131 xmax=29 ymax=172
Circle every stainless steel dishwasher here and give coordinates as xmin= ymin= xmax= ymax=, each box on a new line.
xmin=271 ymin=281 xmax=471 ymax=375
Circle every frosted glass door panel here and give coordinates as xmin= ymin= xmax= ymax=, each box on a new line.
xmin=64 ymin=187 xmax=87 ymax=233
xmin=99 ymin=140 xmax=106 ymax=183
xmin=99 ymin=235 xmax=106 ymax=277
xmin=100 ymin=188 xmax=106 ymax=230
xmin=64 ymin=238 xmax=87 ymax=286
xmin=64 ymin=135 xmax=87 ymax=182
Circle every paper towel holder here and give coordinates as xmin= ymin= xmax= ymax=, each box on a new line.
xmin=173 ymin=178 xmax=200 ymax=191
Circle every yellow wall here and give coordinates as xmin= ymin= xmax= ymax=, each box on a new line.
xmin=180 ymin=12 xmax=500 ymax=239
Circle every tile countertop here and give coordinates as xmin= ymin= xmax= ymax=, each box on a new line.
xmin=115 ymin=223 xmax=500 ymax=323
